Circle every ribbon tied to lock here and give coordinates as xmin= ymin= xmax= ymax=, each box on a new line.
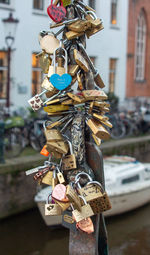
xmin=50 ymin=44 xmax=72 ymax=91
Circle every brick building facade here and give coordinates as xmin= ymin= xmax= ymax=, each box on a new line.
xmin=126 ymin=0 xmax=150 ymax=98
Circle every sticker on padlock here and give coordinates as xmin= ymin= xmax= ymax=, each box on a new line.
xmin=49 ymin=42 xmax=72 ymax=91
xmin=45 ymin=194 xmax=62 ymax=216
xmin=62 ymin=140 xmax=77 ymax=171
xmin=47 ymin=0 xmax=66 ymax=23
xmin=71 ymin=196 xmax=94 ymax=223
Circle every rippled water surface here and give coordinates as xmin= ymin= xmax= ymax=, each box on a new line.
xmin=0 ymin=203 xmax=150 ymax=255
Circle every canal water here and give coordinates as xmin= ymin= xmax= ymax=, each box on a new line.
xmin=0 ymin=204 xmax=150 ymax=255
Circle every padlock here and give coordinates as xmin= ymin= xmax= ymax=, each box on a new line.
xmin=52 ymin=169 xmax=58 ymax=190
xmin=49 ymin=43 xmax=72 ymax=91
xmin=68 ymin=65 xmax=79 ymax=76
xmin=45 ymin=194 xmax=62 ymax=216
xmin=44 ymin=121 xmax=63 ymax=142
xmin=85 ymin=11 xmax=102 ymax=28
xmin=62 ymin=210 xmax=77 ymax=232
xmin=46 ymin=145 xmax=62 ymax=159
xmin=36 ymin=52 xmax=52 ymax=74
xmin=47 ymin=0 xmax=66 ymax=23
xmin=62 ymin=0 xmax=71 ymax=7
xmin=76 ymin=217 xmax=94 ymax=234
xmin=92 ymin=113 xmax=108 ymax=122
xmin=67 ymin=19 xmax=91 ymax=33
xmin=56 ymin=167 xmax=65 ymax=184
xmin=33 ymin=166 xmax=50 ymax=181
xmin=65 ymin=30 xmax=84 ymax=40
xmin=78 ymin=43 xmax=105 ymax=88
xmin=86 ymin=181 xmax=112 ymax=214
xmin=77 ymin=71 xmax=84 ymax=91
xmin=62 ymin=140 xmax=77 ymax=171
xmin=62 ymin=99 xmax=74 ymax=105
xmin=47 ymin=140 xmax=69 ymax=154
xmin=86 ymin=23 xmax=104 ymax=38
xmin=87 ymin=118 xmax=110 ymax=140
xmin=71 ymin=196 xmax=94 ymax=223
xmin=74 ymin=49 xmax=89 ymax=72
xmin=44 ymin=104 xmax=69 ymax=113
xmin=67 ymin=93 xmax=85 ymax=103
xmin=40 ymin=145 xmax=50 ymax=157
xmin=82 ymin=90 xmax=108 ymax=100
xmin=42 ymin=170 xmax=53 ymax=185
xmin=41 ymin=77 xmax=58 ymax=94
xmin=92 ymin=134 xmax=101 ymax=146
xmin=66 ymin=184 xmax=81 ymax=211
xmin=52 ymin=183 xmax=70 ymax=211
xmin=40 ymin=33 xmax=60 ymax=55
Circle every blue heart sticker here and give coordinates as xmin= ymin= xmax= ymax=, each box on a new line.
xmin=50 ymin=74 xmax=72 ymax=91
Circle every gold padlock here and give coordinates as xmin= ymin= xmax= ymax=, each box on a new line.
xmin=92 ymin=134 xmax=101 ymax=146
xmin=67 ymin=93 xmax=85 ymax=103
xmin=40 ymin=34 xmax=60 ymax=55
xmin=62 ymin=140 xmax=77 ymax=171
xmin=44 ymin=104 xmax=69 ymax=113
xmin=36 ymin=52 xmax=52 ymax=74
xmin=68 ymin=65 xmax=79 ymax=76
xmin=77 ymin=71 xmax=84 ymax=91
xmin=46 ymin=145 xmax=62 ymax=159
xmin=87 ymin=118 xmax=110 ymax=140
xmin=72 ymin=196 xmax=94 ymax=223
xmin=74 ymin=49 xmax=89 ymax=72
xmin=65 ymin=30 xmax=84 ymax=40
xmin=66 ymin=185 xmax=82 ymax=211
xmin=68 ymin=19 xmax=91 ymax=33
xmin=62 ymin=0 xmax=71 ymax=7
xmin=44 ymin=122 xmax=63 ymax=142
xmin=42 ymin=171 xmax=53 ymax=185
xmin=41 ymin=77 xmax=57 ymax=93
xmin=82 ymin=90 xmax=108 ymax=100
xmin=47 ymin=140 xmax=69 ymax=154
xmin=86 ymin=23 xmax=104 ymax=38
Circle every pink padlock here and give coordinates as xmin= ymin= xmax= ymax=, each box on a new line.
xmin=52 ymin=184 xmax=69 ymax=203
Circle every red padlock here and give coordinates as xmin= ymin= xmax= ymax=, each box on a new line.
xmin=47 ymin=0 xmax=66 ymax=23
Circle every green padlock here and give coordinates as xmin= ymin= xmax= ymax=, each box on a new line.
xmin=62 ymin=0 xmax=71 ymax=7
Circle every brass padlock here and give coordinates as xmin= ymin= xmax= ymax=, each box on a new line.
xmin=44 ymin=104 xmax=69 ymax=113
xmin=85 ymin=181 xmax=112 ymax=214
xmin=85 ymin=11 xmax=102 ymax=28
xmin=42 ymin=171 xmax=53 ymax=185
xmin=36 ymin=52 xmax=52 ymax=74
xmin=47 ymin=140 xmax=69 ymax=154
xmin=72 ymin=196 xmax=94 ymax=223
xmin=66 ymin=184 xmax=82 ymax=211
xmin=62 ymin=0 xmax=71 ymax=7
xmin=44 ymin=122 xmax=63 ymax=142
xmin=65 ymin=30 xmax=84 ymax=40
xmin=87 ymin=118 xmax=110 ymax=140
xmin=62 ymin=140 xmax=77 ymax=171
xmin=77 ymin=71 xmax=84 ymax=91
xmin=46 ymin=145 xmax=62 ymax=159
xmin=56 ymin=167 xmax=65 ymax=184
xmin=67 ymin=92 xmax=85 ymax=103
xmin=75 ymin=173 xmax=111 ymax=214
xmin=41 ymin=77 xmax=58 ymax=96
xmin=68 ymin=65 xmax=79 ymax=76
xmin=86 ymin=23 xmax=104 ymax=38
xmin=82 ymin=90 xmax=108 ymax=100
xmin=45 ymin=194 xmax=62 ymax=216
xmin=92 ymin=133 xmax=101 ymax=146
xmin=74 ymin=49 xmax=89 ymax=72
xmin=68 ymin=19 xmax=91 ymax=33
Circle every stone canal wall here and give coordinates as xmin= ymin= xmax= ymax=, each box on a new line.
xmin=1 ymin=135 xmax=150 ymax=219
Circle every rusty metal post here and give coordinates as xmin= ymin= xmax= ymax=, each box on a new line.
xmin=69 ymin=142 xmax=109 ymax=255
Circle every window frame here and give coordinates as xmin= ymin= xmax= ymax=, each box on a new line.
xmin=134 ymin=10 xmax=147 ymax=82
xmin=110 ymin=0 xmax=118 ymax=26
xmin=109 ymin=58 xmax=117 ymax=93
xmin=32 ymin=52 xmax=43 ymax=96
xmin=0 ymin=0 xmax=10 ymax=4
xmin=0 ymin=51 xmax=8 ymax=99
xmin=33 ymin=0 xmax=44 ymax=11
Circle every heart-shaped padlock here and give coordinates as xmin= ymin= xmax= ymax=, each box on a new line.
xmin=52 ymin=184 xmax=69 ymax=202
xmin=47 ymin=0 xmax=66 ymax=23
xmin=76 ymin=218 xmax=94 ymax=234
xmin=50 ymin=73 xmax=72 ymax=91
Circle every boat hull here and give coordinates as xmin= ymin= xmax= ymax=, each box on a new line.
xmin=104 ymin=185 xmax=150 ymax=217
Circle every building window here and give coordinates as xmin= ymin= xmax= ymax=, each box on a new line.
xmin=88 ymin=0 xmax=95 ymax=9
xmin=32 ymin=53 xmax=43 ymax=96
xmin=33 ymin=0 xmax=44 ymax=10
xmin=0 ymin=51 xmax=7 ymax=99
xmin=135 ymin=10 xmax=147 ymax=81
xmin=0 ymin=0 xmax=10 ymax=4
xmin=109 ymin=58 xmax=117 ymax=93
xmin=111 ymin=0 xmax=118 ymax=25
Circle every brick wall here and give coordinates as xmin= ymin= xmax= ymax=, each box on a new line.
xmin=126 ymin=0 xmax=150 ymax=98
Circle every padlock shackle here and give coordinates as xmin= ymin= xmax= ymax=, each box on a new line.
xmin=86 ymin=10 xmax=97 ymax=20
xmin=87 ymin=181 xmax=105 ymax=193
xmin=53 ymin=42 xmax=68 ymax=73
xmin=75 ymin=171 xmax=93 ymax=183
xmin=78 ymin=195 xmax=87 ymax=205
xmin=47 ymin=193 xmax=52 ymax=204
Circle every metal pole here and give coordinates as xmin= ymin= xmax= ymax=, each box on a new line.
xmin=6 ymin=47 xmax=11 ymax=109
xmin=0 ymin=120 xmax=5 ymax=164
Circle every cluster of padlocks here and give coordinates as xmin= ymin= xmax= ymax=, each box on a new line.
xmin=26 ymin=0 xmax=112 ymax=234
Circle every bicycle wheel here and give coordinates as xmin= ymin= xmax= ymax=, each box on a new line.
xmin=4 ymin=128 xmax=23 ymax=158
xmin=29 ymin=130 xmax=42 ymax=151
xmin=111 ymin=120 xmax=126 ymax=139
